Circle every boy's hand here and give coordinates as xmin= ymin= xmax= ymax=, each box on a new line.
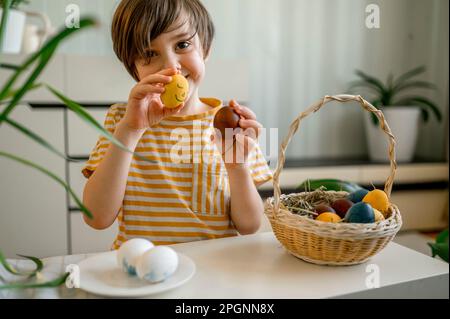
xmin=212 ymin=99 xmax=262 ymax=169
xmin=122 ymin=67 xmax=185 ymax=132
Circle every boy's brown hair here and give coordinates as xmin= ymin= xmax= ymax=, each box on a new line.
xmin=111 ymin=0 xmax=215 ymax=82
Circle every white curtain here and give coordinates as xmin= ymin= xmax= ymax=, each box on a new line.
xmin=26 ymin=0 xmax=449 ymax=161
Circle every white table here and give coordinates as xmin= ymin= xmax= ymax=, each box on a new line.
xmin=1 ymin=232 xmax=448 ymax=299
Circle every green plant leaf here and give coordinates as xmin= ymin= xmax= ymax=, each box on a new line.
xmin=371 ymin=99 xmax=382 ymax=107
xmin=0 ymin=17 xmax=96 ymax=113
xmin=436 ymin=229 xmax=449 ymax=244
xmin=1 ymin=83 xmax=42 ymax=101
xmin=354 ymin=70 xmax=388 ymax=96
xmin=0 ymin=151 xmax=93 ymax=219
xmin=428 ymin=229 xmax=448 ymax=263
xmin=428 ymin=243 xmax=449 ymax=262
xmin=394 ymin=96 xmax=442 ymax=122
xmin=393 ymin=66 xmax=426 ymax=87
xmin=0 ymin=0 xmax=29 ymax=10
xmin=45 ymin=85 xmax=130 ymax=153
xmin=0 ymin=272 xmax=70 ymax=290
xmin=419 ymin=108 xmax=430 ymax=123
xmin=368 ymin=99 xmax=382 ymax=126
xmin=387 ymin=73 xmax=394 ymax=90
xmin=46 ymin=84 xmax=156 ymax=164
xmin=0 ymin=17 xmax=96 ymax=101
xmin=370 ymin=112 xmax=379 ymax=126
xmin=0 ymin=0 xmax=12 ymax=58
xmin=0 ymin=249 xmax=21 ymax=275
xmin=0 ymin=45 xmax=57 ymax=126
xmin=15 ymin=254 xmax=44 ymax=277
xmin=0 ymin=250 xmax=43 ymax=278
xmin=394 ymin=80 xmax=438 ymax=94
xmin=0 ymin=62 xmax=20 ymax=70
xmin=347 ymin=80 xmax=382 ymax=96
xmin=297 ymin=178 xmax=362 ymax=193
xmin=4 ymin=117 xmax=80 ymax=162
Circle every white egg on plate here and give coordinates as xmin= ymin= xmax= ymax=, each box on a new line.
xmin=136 ymin=246 xmax=179 ymax=283
xmin=117 ymin=238 xmax=154 ymax=275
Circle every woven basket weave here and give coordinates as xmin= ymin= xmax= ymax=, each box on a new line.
xmin=264 ymin=95 xmax=403 ymax=266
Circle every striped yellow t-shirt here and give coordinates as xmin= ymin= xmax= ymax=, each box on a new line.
xmin=82 ymin=97 xmax=272 ymax=249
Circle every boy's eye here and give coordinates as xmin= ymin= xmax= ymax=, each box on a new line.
xmin=177 ymin=41 xmax=191 ymax=50
xmin=141 ymin=51 xmax=157 ymax=65
xmin=147 ymin=51 xmax=157 ymax=58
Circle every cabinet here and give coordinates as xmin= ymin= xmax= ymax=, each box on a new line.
xmin=0 ymin=54 xmax=130 ymax=258
xmin=1 ymin=55 xmax=66 ymax=258
xmin=0 ymin=104 xmax=68 ymax=258
xmin=0 ymin=101 xmax=119 ymax=258
xmin=64 ymin=107 xmax=119 ymax=255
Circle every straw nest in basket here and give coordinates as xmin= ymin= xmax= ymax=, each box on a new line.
xmin=264 ymin=188 xmax=402 ymax=266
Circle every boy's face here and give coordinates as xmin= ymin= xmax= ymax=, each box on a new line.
xmin=134 ymin=15 xmax=207 ymax=102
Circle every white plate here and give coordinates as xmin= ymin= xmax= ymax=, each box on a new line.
xmin=77 ymin=251 xmax=195 ymax=297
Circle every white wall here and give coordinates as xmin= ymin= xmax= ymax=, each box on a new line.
xmin=202 ymin=0 xmax=449 ymax=161
xmin=24 ymin=0 xmax=120 ymax=56
xmin=21 ymin=0 xmax=449 ymax=161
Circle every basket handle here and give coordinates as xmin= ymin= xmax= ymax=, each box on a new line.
xmin=272 ymin=95 xmax=397 ymax=216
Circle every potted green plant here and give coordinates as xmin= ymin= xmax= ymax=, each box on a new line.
xmin=348 ymin=66 xmax=442 ymax=162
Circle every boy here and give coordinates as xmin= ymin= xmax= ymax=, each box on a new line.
xmin=82 ymin=0 xmax=272 ymax=248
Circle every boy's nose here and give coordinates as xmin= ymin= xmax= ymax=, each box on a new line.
xmin=162 ymin=57 xmax=181 ymax=73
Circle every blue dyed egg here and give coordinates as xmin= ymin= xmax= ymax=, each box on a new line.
xmin=344 ymin=202 xmax=375 ymax=223
xmin=116 ymin=238 xmax=154 ymax=275
xmin=136 ymin=246 xmax=179 ymax=283
xmin=347 ymin=188 xmax=369 ymax=203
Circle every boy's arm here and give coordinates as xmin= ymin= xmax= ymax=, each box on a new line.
xmin=226 ymin=164 xmax=265 ymax=235
xmin=82 ymin=122 xmax=145 ymax=229
xmin=255 ymin=179 xmax=270 ymax=188
xmin=83 ymin=68 xmax=181 ymax=230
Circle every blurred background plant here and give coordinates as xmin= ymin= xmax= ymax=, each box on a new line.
xmin=348 ymin=66 xmax=444 ymax=163
xmin=348 ymin=66 xmax=443 ymax=125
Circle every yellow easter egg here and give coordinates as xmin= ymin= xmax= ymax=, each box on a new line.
xmin=316 ymin=212 xmax=342 ymax=223
xmin=161 ymin=74 xmax=189 ymax=108
xmin=363 ymin=189 xmax=390 ymax=215
xmin=373 ymin=208 xmax=385 ymax=222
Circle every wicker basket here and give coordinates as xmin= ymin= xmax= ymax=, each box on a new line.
xmin=264 ymin=95 xmax=403 ymax=266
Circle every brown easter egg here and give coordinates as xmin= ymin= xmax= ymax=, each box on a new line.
xmin=331 ymin=198 xmax=354 ymax=219
xmin=213 ymin=106 xmax=240 ymax=139
xmin=314 ymin=204 xmax=336 ymax=215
